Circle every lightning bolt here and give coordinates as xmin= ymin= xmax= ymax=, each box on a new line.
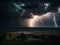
xmin=53 ymin=14 xmax=58 ymax=27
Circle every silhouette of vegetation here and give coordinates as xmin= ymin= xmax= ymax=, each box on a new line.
xmin=20 ymin=33 xmax=27 ymax=41
xmin=0 ymin=32 xmax=60 ymax=45
xmin=32 ymin=34 xmax=41 ymax=39
xmin=9 ymin=34 xmax=12 ymax=37
xmin=16 ymin=33 xmax=27 ymax=41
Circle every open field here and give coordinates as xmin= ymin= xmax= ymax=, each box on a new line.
xmin=0 ymin=31 xmax=60 ymax=45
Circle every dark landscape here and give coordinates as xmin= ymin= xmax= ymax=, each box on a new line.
xmin=0 ymin=28 xmax=60 ymax=45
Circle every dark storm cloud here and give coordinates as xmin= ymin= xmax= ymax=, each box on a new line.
xmin=0 ymin=0 xmax=60 ymax=29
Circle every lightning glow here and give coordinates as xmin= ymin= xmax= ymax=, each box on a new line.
xmin=13 ymin=3 xmax=21 ymax=9
xmin=28 ymin=12 xmax=52 ymax=27
xmin=27 ymin=12 xmax=58 ymax=27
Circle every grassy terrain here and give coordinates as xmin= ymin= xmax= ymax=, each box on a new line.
xmin=0 ymin=32 xmax=60 ymax=45
xmin=0 ymin=38 xmax=60 ymax=45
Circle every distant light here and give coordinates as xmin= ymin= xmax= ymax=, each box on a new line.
xmin=44 ymin=3 xmax=50 ymax=10
xmin=20 ymin=4 xmax=25 ymax=6
xmin=44 ymin=3 xmax=49 ymax=7
xmin=58 ymin=7 xmax=60 ymax=12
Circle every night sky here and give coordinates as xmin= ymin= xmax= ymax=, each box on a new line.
xmin=0 ymin=0 xmax=60 ymax=28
